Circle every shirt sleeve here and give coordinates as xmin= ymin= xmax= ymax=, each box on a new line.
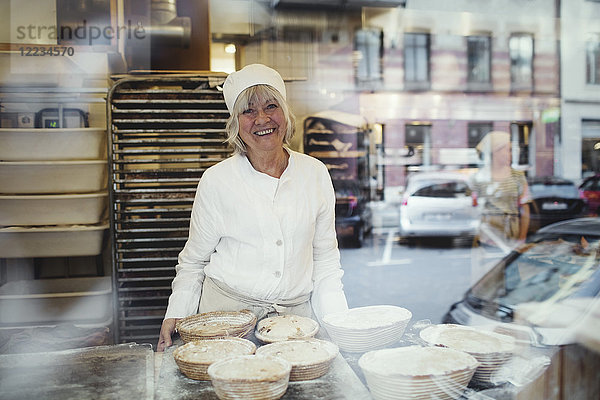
xmin=310 ymin=163 xmax=349 ymax=322
xmin=164 ymin=173 xmax=223 ymax=319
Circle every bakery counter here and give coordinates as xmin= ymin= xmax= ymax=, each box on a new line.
xmin=0 ymin=343 xmax=154 ymax=400
xmin=0 ymin=338 xmax=370 ymax=400
xmin=2 ymin=336 xmax=597 ymax=399
xmin=155 ymin=336 xmax=372 ymax=400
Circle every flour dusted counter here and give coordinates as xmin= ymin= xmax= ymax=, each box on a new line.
xmin=0 ymin=344 xmax=154 ymax=400
xmin=0 ymin=340 xmax=370 ymax=400
xmin=155 ymin=338 xmax=371 ymax=400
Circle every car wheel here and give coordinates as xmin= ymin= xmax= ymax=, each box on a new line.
xmin=351 ymin=224 xmax=364 ymax=248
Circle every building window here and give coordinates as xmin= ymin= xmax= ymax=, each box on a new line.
xmin=582 ymin=120 xmax=600 ymax=176
xmin=467 ymin=35 xmax=491 ymax=89
xmin=511 ymin=123 xmax=532 ymax=167
xmin=586 ymin=33 xmax=600 ymax=85
xmin=510 ymin=34 xmax=534 ymax=90
xmin=405 ymin=124 xmax=431 ymax=166
xmin=404 ymin=33 xmax=430 ymax=90
xmin=468 ymin=123 xmax=493 ymax=148
xmin=354 ymin=28 xmax=383 ymax=89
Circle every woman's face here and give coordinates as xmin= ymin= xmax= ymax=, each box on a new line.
xmin=238 ymin=95 xmax=287 ymax=154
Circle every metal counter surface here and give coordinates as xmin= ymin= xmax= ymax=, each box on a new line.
xmin=155 ymin=337 xmax=372 ymax=400
xmin=0 ymin=343 xmax=154 ymax=400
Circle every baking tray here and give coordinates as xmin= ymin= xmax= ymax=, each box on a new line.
xmin=0 ymin=128 xmax=106 ymax=160
xmin=0 ymin=276 xmax=112 ymax=325
xmin=0 ymin=160 xmax=107 ymax=194
xmin=0 ymin=192 xmax=108 ymax=226
xmin=0 ymin=223 xmax=108 ymax=258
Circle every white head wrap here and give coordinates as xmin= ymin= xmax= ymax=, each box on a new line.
xmin=222 ymin=64 xmax=287 ymax=114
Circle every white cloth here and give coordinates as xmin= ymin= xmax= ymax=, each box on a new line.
xmin=222 ymin=64 xmax=287 ymax=113
xmin=164 ymin=148 xmax=349 ymax=321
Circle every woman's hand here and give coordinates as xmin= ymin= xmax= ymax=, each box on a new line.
xmin=157 ymin=318 xmax=179 ymax=352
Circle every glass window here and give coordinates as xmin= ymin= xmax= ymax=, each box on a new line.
xmin=582 ymin=138 xmax=600 ymax=174
xmin=413 ymin=181 xmax=471 ymax=198
xmin=510 ymin=34 xmax=534 ymax=89
xmin=354 ymin=28 xmax=383 ymax=88
xmin=404 ymin=32 xmax=430 ymax=88
xmin=512 ymin=123 xmax=531 ymax=166
xmin=468 ymin=122 xmax=493 ymax=148
xmin=469 ymin=233 xmax=600 ymax=322
xmin=405 ymin=124 xmax=431 ymax=166
xmin=467 ymin=35 xmax=491 ymax=84
xmin=586 ymin=33 xmax=600 ymax=85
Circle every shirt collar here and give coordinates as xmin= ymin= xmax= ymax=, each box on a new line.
xmin=240 ymin=146 xmax=294 ymax=181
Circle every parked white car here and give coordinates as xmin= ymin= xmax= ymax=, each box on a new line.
xmin=399 ymin=171 xmax=480 ymax=239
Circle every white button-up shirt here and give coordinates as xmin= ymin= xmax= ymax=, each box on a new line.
xmin=164 ymin=148 xmax=348 ymax=321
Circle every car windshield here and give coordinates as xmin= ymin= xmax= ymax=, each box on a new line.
xmin=411 ymin=180 xmax=470 ymax=198
xmin=468 ymin=233 xmax=600 ymax=322
xmin=580 ymin=178 xmax=600 ymax=191
xmin=529 ymin=183 xmax=579 ymax=198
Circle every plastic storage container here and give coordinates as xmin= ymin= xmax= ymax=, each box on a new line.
xmin=0 ymin=160 xmax=107 ymax=194
xmin=0 ymin=276 xmax=112 ymax=325
xmin=0 ymin=192 xmax=108 ymax=226
xmin=0 ymin=223 xmax=108 ymax=258
xmin=0 ymin=128 xmax=105 ymax=160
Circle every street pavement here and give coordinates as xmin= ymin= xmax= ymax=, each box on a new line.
xmin=338 ymin=228 xmax=504 ymax=324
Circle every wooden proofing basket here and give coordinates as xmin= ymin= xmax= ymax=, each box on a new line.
xmin=173 ymin=337 xmax=256 ymax=381
xmin=208 ymin=355 xmax=292 ymax=400
xmin=255 ymin=339 xmax=339 ymax=381
xmin=176 ymin=310 xmax=257 ymax=343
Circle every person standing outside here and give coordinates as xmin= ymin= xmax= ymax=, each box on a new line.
xmin=157 ymin=64 xmax=349 ymax=351
xmin=471 ymin=130 xmax=532 ymax=282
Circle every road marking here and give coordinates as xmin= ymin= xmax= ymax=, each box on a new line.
xmin=443 ymin=252 xmax=504 ymax=259
xmin=381 ymin=228 xmax=395 ymax=262
xmin=367 ymin=228 xmax=504 ymax=265
xmin=367 ymin=259 xmax=412 ymax=266
xmin=367 ymin=228 xmax=412 ymax=266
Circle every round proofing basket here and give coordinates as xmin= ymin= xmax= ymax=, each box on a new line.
xmin=358 ymin=346 xmax=479 ymax=400
xmin=255 ymin=338 xmax=339 ymax=381
xmin=176 ymin=310 xmax=257 ymax=343
xmin=418 ymin=324 xmax=516 ymax=383
xmin=173 ymin=337 xmax=257 ymax=381
xmin=255 ymin=314 xmax=319 ymax=344
xmin=469 ymin=351 xmax=514 ymax=383
xmin=208 ymin=355 xmax=292 ymax=400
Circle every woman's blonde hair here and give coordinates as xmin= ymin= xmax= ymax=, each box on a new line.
xmin=225 ymin=84 xmax=296 ymax=155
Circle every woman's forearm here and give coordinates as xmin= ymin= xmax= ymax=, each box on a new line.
xmin=519 ymin=203 xmax=530 ymax=240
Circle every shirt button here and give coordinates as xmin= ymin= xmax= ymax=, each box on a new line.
xmin=274 ymin=271 xmax=281 ymax=278
xmin=276 ymin=239 xmax=283 ymax=246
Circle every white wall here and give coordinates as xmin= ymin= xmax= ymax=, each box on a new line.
xmin=560 ymin=0 xmax=600 ymax=180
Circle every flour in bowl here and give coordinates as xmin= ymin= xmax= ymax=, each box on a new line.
xmin=420 ymin=324 xmax=516 ymax=354
xmin=323 ymin=305 xmax=412 ymax=329
xmin=359 ymin=346 xmax=479 ymax=376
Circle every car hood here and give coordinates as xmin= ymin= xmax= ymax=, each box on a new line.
xmin=449 ymin=296 xmax=599 ymax=347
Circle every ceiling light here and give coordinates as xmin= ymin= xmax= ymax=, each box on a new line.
xmin=225 ymin=44 xmax=236 ymax=54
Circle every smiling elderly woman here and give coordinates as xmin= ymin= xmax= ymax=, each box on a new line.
xmin=157 ymin=64 xmax=349 ymax=351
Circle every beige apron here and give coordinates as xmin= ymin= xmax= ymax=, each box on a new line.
xmin=199 ymin=276 xmax=313 ymax=320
